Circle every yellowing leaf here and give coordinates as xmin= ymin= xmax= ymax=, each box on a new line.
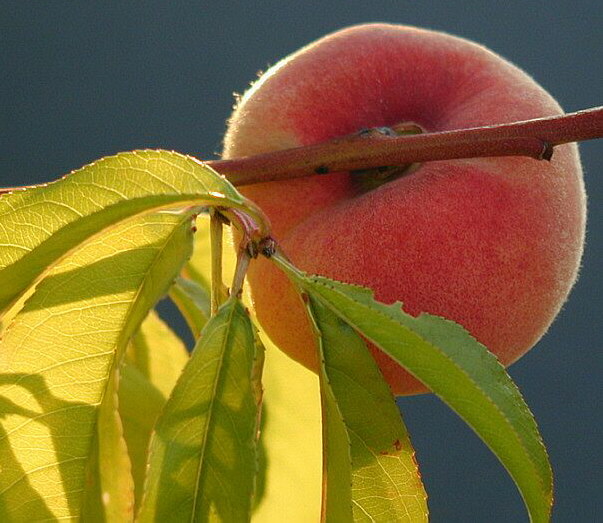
xmin=0 ymin=212 xmax=193 ymax=520
xmin=0 ymin=150 xmax=267 ymax=320
xmin=127 ymin=310 xmax=189 ymax=399
xmin=82 ymin=366 xmax=135 ymax=522
xmin=121 ymin=309 xmax=190 ymax=509
xmin=251 ymin=334 xmax=322 ymax=523
xmin=118 ymin=363 xmax=166 ymax=513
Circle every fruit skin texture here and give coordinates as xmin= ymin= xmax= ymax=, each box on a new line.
xmin=223 ymin=24 xmax=586 ymax=395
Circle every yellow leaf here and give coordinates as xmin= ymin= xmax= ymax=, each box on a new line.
xmin=0 ymin=212 xmax=193 ymax=520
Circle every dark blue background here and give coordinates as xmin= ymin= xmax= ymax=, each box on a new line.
xmin=2 ymin=2 xmax=601 ymax=521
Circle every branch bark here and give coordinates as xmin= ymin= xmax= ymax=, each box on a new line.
xmin=1 ymin=106 xmax=601 ymax=196
xmin=209 ymin=106 xmax=603 ymax=186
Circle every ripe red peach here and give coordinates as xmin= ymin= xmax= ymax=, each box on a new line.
xmin=223 ymin=24 xmax=586 ymax=395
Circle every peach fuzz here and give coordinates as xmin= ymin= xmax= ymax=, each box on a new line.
xmin=223 ymin=24 xmax=586 ymax=395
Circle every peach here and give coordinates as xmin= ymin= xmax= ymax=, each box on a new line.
xmin=223 ymin=24 xmax=586 ymax=395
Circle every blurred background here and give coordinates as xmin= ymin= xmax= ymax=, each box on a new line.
xmin=2 ymin=2 xmax=601 ymax=521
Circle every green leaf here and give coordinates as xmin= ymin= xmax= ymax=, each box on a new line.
xmin=0 ymin=212 xmax=193 ymax=520
xmin=169 ymin=277 xmax=211 ymax=339
xmin=0 ymin=150 xmax=266 ymax=319
xmin=137 ymin=296 xmax=264 ymax=522
xmin=273 ymin=254 xmax=553 ymax=523
xmin=121 ymin=309 xmax=190 ymax=509
xmin=126 ymin=309 xmax=189 ymax=399
xmin=180 ymin=218 xmax=321 ymax=522
xmin=81 ymin=366 xmax=135 ymax=522
xmin=307 ymin=296 xmax=428 ymax=522
xmin=170 ymin=212 xmax=238 ymax=340
xmin=118 ymin=363 xmax=167 ymax=513
xmin=318 ymin=353 xmax=354 ymax=522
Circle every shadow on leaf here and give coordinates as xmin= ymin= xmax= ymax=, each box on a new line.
xmin=0 ymin=372 xmax=96 ymax=520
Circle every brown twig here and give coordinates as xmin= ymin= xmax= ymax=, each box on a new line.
xmin=1 ymin=106 xmax=601 ymax=196
xmin=209 ymin=106 xmax=602 ymax=186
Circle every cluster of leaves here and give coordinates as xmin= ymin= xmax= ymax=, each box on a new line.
xmin=0 ymin=151 xmax=552 ymax=521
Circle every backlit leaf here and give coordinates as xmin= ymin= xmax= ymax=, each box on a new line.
xmin=126 ymin=309 xmax=189 ymax=399
xmin=307 ymin=296 xmax=428 ymax=522
xmin=121 ymin=309 xmax=190 ymax=509
xmin=251 ymin=333 xmax=322 ymax=523
xmin=81 ymin=366 xmax=135 ymax=522
xmin=118 ymin=363 xmax=166 ymax=513
xmin=137 ymin=296 xmax=264 ymax=522
xmin=0 ymin=212 xmax=193 ymax=520
xmin=0 ymin=150 xmax=267 ymax=319
xmin=273 ymin=254 xmax=553 ymax=523
xmin=180 ymin=221 xmax=322 ymax=522
xmin=168 ymin=277 xmax=211 ymax=339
